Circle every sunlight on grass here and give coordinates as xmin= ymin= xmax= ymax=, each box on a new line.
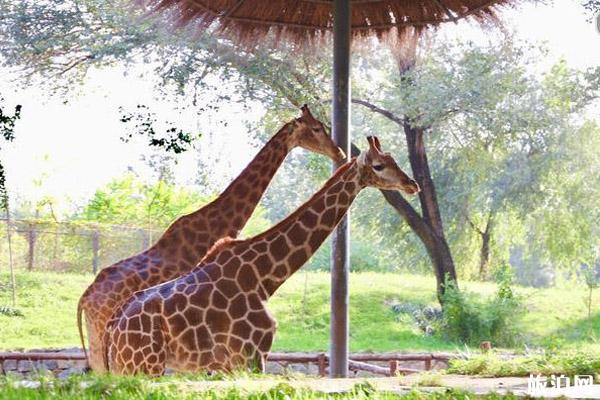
xmin=0 ymin=270 xmax=598 ymax=352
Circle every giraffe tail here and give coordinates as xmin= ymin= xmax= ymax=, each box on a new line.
xmin=77 ymin=296 xmax=89 ymax=367
xmin=102 ymin=325 xmax=111 ymax=373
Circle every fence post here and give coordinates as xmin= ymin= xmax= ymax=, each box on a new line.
xmin=26 ymin=222 xmax=36 ymax=271
xmin=425 ymin=355 xmax=432 ymax=371
xmin=92 ymin=230 xmax=100 ymax=274
xmin=389 ymin=360 xmax=398 ymax=376
xmin=5 ymin=209 xmax=16 ymax=306
xmin=318 ymin=353 xmax=327 ymax=377
xmin=141 ymin=229 xmax=150 ymax=250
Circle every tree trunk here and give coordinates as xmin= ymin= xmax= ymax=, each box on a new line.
xmin=404 ymin=123 xmax=458 ymax=299
xmin=477 ymin=212 xmax=494 ymax=280
xmin=479 ymin=231 xmax=491 ymax=279
xmin=350 ymin=142 xmax=457 ymax=304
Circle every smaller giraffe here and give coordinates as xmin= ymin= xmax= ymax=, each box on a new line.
xmin=104 ymin=136 xmax=420 ymax=376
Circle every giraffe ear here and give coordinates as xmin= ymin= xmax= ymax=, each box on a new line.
xmin=300 ymin=104 xmax=313 ymax=118
xmin=367 ymin=136 xmax=383 ymax=153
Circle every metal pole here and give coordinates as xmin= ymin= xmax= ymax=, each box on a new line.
xmin=330 ymin=0 xmax=351 ymax=378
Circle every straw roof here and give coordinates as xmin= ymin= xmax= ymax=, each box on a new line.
xmin=149 ymin=0 xmax=514 ymax=46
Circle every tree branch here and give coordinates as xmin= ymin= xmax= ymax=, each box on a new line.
xmin=351 ymin=98 xmax=404 ymax=126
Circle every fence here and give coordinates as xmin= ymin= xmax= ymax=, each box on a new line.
xmin=0 ymin=350 xmax=455 ymax=377
xmin=0 ymin=218 xmax=163 ymax=274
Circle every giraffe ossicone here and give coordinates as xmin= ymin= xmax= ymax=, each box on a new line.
xmin=104 ymin=136 xmax=420 ymax=375
xmin=77 ymin=105 xmax=344 ymax=372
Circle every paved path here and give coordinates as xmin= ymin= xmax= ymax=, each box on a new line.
xmin=171 ymin=375 xmax=600 ymax=399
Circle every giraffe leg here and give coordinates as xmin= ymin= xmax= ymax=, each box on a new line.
xmin=144 ymin=315 xmax=168 ymax=376
xmin=85 ymin=317 xmax=107 ymax=373
xmin=109 ymin=313 xmax=168 ymax=376
xmin=251 ymin=352 xmax=266 ymax=374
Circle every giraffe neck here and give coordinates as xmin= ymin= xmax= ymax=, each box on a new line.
xmin=236 ymin=159 xmax=364 ymax=299
xmin=155 ymin=122 xmax=295 ymax=258
xmin=204 ymin=122 xmax=295 ymax=235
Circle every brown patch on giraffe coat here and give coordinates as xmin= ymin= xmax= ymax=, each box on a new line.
xmin=254 ymin=254 xmax=272 ymax=275
xmin=182 ymin=246 xmax=196 ymax=264
xmin=312 ymin=196 xmax=326 ymax=213
xmin=241 ymin=249 xmax=258 ymax=262
xmin=299 ymin=210 xmax=318 ymax=229
xmin=232 ymin=216 xmax=243 ymax=228
xmin=229 ymin=294 xmax=247 ymax=319
xmin=165 ymin=294 xmax=186 ymax=315
xmin=252 ymin=330 xmax=262 ymax=344
xmin=338 ymin=191 xmax=349 ymax=204
xmin=140 ymin=313 xmax=151 ymax=331
xmin=237 ymin=264 xmax=259 ymax=292
xmin=211 ymin=290 xmax=228 ymax=310
xmin=167 ymin=314 xmax=187 ymax=336
xmin=182 ymin=227 xmax=195 ymax=241
xmin=263 ymin=278 xmax=279 ymax=296
xmin=288 ymin=223 xmax=308 ymax=246
xmin=195 ymin=325 xmax=213 ymax=349
xmin=180 ymin=328 xmax=197 ymax=351
xmin=270 ymin=236 xmax=289 ymax=261
xmin=128 ymin=316 xmax=141 ymax=332
xmin=206 ymin=309 xmax=231 ymax=333
xmin=184 ymin=307 xmax=202 ymax=326
xmin=249 ymin=191 xmax=261 ymax=204
xmin=309 ymin=229 xmax=329 ymax=252
xmin=273 ymin=264 xmax=287 ymax=279
xmin=205 ymin=264 xmax=222 ymax=281
xmin=325 ymin=194 xmax=337 ymax=207
xmin=218 ymin=279 xmax=240 ymax=297
xmin=247 ymin=293 xmax=262 ymax=310
xmin=229 ymin=336 xmax=243 ymax=352
xmin=216 ymin=250 xmax=233 ymax=265
xmin=232 ymin=319 xmax=252 ymax=338
xmin=289 ymin=249 xmax=308 ymax=267
xmin=253 ymin=242 xmax=267 ymax=252
xmin=190 ymin=288 xmax=211 ymax=308
xmin=258 ymin=333 xmax=274 ymax=352
xmin=213 ymin=344 xmax=229 ymax=363
xmin=321 ymin=208 xmax=336 ymax=227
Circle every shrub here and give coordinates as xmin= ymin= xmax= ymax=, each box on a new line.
xmin=439 ymin=267 xmax=524 ymax=347
xmin=448 ymin=349 xmax=600 ymax=378
xmin=0 ymin=305 xmax=23 ymax=317
xmin=390 ymin=301 xmax=442 ymax=336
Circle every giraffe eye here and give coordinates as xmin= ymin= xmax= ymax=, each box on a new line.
xmin=372 ymin=164 xmax=385 ymax=171
xmin=312 ymin=127 xmax=320 ymax=133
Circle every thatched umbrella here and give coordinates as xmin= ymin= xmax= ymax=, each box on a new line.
xmin=144 ymin=0 xmax=514 ymax=377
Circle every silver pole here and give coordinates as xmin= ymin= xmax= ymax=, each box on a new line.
xmin=330 ymin=0 xmax=351 ymax=378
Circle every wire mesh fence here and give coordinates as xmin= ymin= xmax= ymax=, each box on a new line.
xmin=0 ymin=218 xmax=163 ymax=274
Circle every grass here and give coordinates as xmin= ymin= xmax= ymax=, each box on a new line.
xmin=0 ymin=270 xmax=599 ymax=352
xmin=447 ymin=348 xmax=600 ymax=378
xmin=0 ymin=373 xmax=526 ymax=399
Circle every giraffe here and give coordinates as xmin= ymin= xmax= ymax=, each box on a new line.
xmin=77 ymin=105 xmax=345 ymax=372
xmin=103 ymin=136 xmax=420 ymax=375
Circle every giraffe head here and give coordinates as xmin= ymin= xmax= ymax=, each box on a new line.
xmin=290 ymin=104 xmax=346 ymax=163
xmin=357 ymin=136 xmax=420 ymax=194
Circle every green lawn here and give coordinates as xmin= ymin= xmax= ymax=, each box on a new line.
xmin=0 ymin=270 xmax=598 ymax=352
xmin=0 ymin=373 xmax=523 ymax=400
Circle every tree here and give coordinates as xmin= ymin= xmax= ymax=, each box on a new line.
xmin=2 ymin=0 xmax=599 ymax=302
xmin=0 ymin=94 xmax=21 ymax=305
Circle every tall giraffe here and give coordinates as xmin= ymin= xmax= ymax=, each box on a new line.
xmin=78 ymin=105 xmax=345 ymax=372
xmin=103 ymin=136 xmax=420 ymax=375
